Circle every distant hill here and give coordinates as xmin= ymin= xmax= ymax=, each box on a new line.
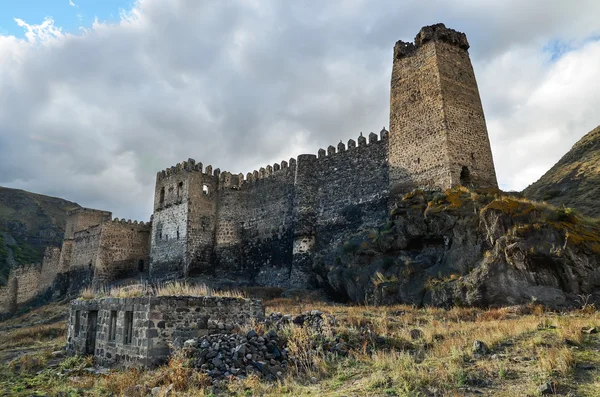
xmin=524 ymin=126 xmax=600 ymax=218
xmin=0 ymin=187 xmax=80 ymax=285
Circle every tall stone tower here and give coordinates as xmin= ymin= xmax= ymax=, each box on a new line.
xmin=150 ymin=159 xmax=218 ymax=279
xmin=388 ymin=23 xmax=498 ymax=194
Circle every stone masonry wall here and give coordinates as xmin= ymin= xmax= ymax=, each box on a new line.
xmin=70 ymin=225 xmax=102 ymax=271
xmin=68 ymin=296 xmax=264 ymax=367
xmin=150 ymin=160 xmax=219 ymax=279
xmin=156 ymin=133 xmax=390 ymax=288
xmin=312 ymin=132 xmax=390 ymax=268
xmin=64 ymin=208 xmax=112 ymax=240
xmin=7 ymin=264 xmax=41 ymax=308
xmin=39 ymin=246 xmax=62 ymax=292
xmin=435 ymin=40 xmax=498 ymax=188
xmin=0 ymin=287 xmax=7 ymax=313
xmin=94 ymin=220 xmax=151 ymax=285
xmin=185 ymin=170 xmax=219 ymax=276
xmin=214 ymin=160 xmax=296 ymax=285
xmin=389 ymin=37 xmax=450 ymax=193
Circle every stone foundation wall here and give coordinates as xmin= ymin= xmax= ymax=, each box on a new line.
xmin=67 ymin=296 xmax=264 ymax=367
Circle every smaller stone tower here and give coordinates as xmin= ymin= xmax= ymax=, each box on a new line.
xmin=150 ymin=159 xmax=218 ymax=279
xmin=388 ymin=23 xmax=498 ymax=194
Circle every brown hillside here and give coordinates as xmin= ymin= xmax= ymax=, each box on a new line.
xmin=0 ymin=187 xmax=80 ymax=284
xmin=524 ymin=126 xmax=600 ymax=217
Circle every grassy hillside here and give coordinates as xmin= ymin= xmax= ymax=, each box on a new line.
xmin=524 ymin=126 xmax=600 ymax=217
xmin=0 ymin=186 xmax=80 ymax=284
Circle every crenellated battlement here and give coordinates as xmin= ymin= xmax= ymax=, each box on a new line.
xmin=215 ymin=157 xmax=298 ymax=190
xmin=156 ymin=158 xmax=202 ymax=181
xmin=11 ymin=263 xmax=42 ymax=274
xmin=66 ymin=207 xmax=112 ymax=217
xmin=394 ymin=23 xmax=469 ymax=59
xmin=315 ymin=128 xmax=388 ymax=159
xmin=110 ymin=218 xmax=152 ymax=227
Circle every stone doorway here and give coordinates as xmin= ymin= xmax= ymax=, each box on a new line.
xmin=460 ymin=166 xmax=471 ymax=186
xmin=85 ymin=310 xmax=98 ymax=355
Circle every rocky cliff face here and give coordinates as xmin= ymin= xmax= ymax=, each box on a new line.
xmin=524 ymin=125 xmax=600 ymax=217
xmin=0 ymin=186 xmax=79 ymax=284
xmin=316 ymin=187 xmax=600 ymax=309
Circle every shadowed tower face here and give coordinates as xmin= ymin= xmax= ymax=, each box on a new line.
xmin=388 ymin=23 xmax=498 ymax=194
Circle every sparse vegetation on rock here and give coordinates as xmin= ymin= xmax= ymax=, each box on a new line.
xmin=319 ymin=187 xmax=600 ymax=308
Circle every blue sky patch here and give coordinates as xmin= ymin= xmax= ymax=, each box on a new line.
xmin=0 ymin=0 xmax=135 ymax=37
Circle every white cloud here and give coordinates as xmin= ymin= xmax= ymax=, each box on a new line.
xmin=0 ymin=0 xmax=599 ymax=220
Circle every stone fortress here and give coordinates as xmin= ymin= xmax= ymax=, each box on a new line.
xmin=0 ymin=23 xmax=497 ymax=313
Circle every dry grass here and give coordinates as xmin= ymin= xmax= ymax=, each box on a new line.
xmin=0 ymin=322 xmax=66 ymax=350
xmin=79 ymin=281 xmax=246 ymax=300
xmin=1 ymin=300 xmax=599 ymax=396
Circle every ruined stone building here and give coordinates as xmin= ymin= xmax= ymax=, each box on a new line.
xmin=67 ymin=296 xmax=264 ymax=366
xmin=0 ymin=209 xmax=151 ymax=313
xmin=0 ymin=23 xmax=497 ymax=312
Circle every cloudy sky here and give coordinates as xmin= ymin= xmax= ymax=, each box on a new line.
xmin=0 ymin=0 xmax=599 ymax=221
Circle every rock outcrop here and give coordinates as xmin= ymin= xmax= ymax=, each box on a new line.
xmin=316 ymin=187 xmax=600 ymax=308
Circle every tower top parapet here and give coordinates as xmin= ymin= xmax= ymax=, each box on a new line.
xmin=394 ymin=23 xmax=469 ymax=59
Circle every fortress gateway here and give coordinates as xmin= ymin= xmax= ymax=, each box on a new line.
xmin=0 ymin=24 xmax=497 ymax=311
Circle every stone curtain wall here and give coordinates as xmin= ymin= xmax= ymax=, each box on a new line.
xmin=95 ymin=220 xmax=151 ymax=285
xmin=311 ymin=133 xmax=390 ymax=271
xmin=214 ymin=162 xmax=296 ymax=285
xmin=388 ymin=24 xmax=497 ymax=196
xmin=68 ymin=296 xmax=264 ymax=367
xmin=0 ymin=286 xmax=7 ymax=313
xmin=70 ymin=225 xmax=102 ymax=272
xmin=39 ymin=246 xmax=62 ymax=292
xmin=154 ymin=135 xmax=389 ymax=288
xmin=7 ymin=264 xmax=41 ymax=309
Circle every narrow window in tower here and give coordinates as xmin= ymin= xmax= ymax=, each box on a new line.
xmin=159 ymin=187 xmax=165 ymax=206
xmin=138 ymin=259 xmax=144 ymax=272
xmin=177 ymin=182 xmax=183 ymax=198
xmin=202 ymin=184 xmax=209 ymax=196
xmin=417 ymin=158 xmax=420 ymax=165
xmin=176 ymin=228 xmax=180 ymax=240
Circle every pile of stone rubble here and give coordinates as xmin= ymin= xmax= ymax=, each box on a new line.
xmin=180 ymin=310 xmax=344 ymax=384
xmin=264 ymin=309 xmax=337 ymax=331
xmin=182 ymin=329 xmax=287 ymax=382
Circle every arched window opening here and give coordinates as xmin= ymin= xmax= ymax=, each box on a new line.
xmin=159 ymin=187 xmax=165 ymax=205
xmin=138 ymin=259 xmax=144 ymax=272
xmin=202 ymin=184 xmax=209 ymax=196
xmin=460 ymin=166 xmax=472 ymax=186
xmin=177 ymin=182 xmax=183 ymax=198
